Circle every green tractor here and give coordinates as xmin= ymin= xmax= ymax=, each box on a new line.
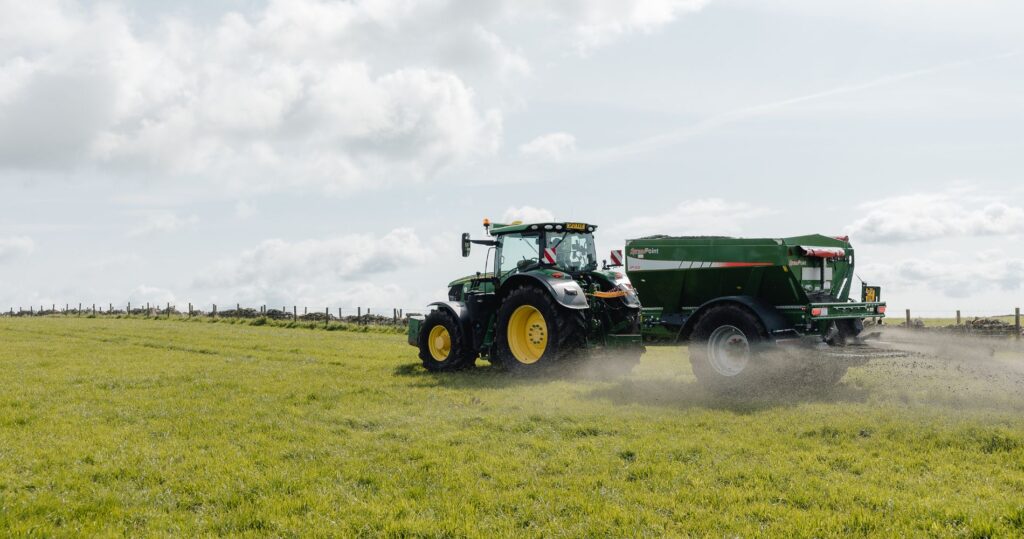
xmin=407 ymin=220 xmax=643 ymax=373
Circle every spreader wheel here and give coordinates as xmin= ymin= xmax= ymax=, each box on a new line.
xmin=688 ymin=304 xmax=769 ymax=392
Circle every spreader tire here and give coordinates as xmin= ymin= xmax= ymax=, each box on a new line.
xmin=493 ymin=285 xmax=585 ymax=373
xmin=689 ymin=304 xmax=768 ymax=392
xmin=417 ymin=309 xmax=476 ymax=372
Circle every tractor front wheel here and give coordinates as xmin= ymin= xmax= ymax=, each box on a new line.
xmin=493 ymin=285 xmax=585 ymax=373
xmin=417 ymin=309 xmax=476 ymax=372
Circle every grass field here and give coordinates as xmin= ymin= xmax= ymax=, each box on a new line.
xmin=1 ymin=318 xmax=1023 ymax=537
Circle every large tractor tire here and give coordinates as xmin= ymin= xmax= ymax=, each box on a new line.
xmin=417 ymin=309 xmax=476 ymax=372
xmin=493 ymin=285 xmax=586 ymax=373
xmin=688 ymin=304 xmax=770 ymax=392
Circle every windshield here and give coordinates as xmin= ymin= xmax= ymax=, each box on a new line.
xmin=546 ymin=232 xmax=597 ymax=272
xmin=497 ymin=233 xmax=540 ymax=276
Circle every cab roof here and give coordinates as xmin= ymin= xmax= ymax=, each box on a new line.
xmin=489 ymin=221 xmax=598 ymax=235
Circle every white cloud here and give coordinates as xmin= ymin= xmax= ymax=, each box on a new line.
xmin=501 ymin=206 xmax=555 ymax=223
xmin=611 ymin=198 xmax=772 ymax=239
xmin=0 ymin=1 xmax=502 ymax=194
xmin=0 ymin=0 xmax=713 ymax=193
xmin=519 ymin=132 xmax=577 ymax=161
xmin=192 ymin=228 xmax=436 ymax=307
xmin=845 ymin=187 xmax=1024 ymax=243
xmin=0 ymin=236 xmax=34 ymax=262
xmin=859 ymin=251 xmax=1024 ymax=300
xmin=234 ymin=201 xmax=257 ymax=220
xmin=128 ymin=211 xmax=199 ymax=238
xmin=517 ymin=0 xmax=711 ymax=52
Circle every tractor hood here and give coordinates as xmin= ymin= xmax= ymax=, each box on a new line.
xmin=447 ymin=273 xmax=492 ymax=287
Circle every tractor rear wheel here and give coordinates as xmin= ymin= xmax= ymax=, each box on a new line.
xmin=493 ymin=285 xmax=585 ymax=373
xmin=689 ymin=304 xmax=769 ymax=392
xmin=418 ymin=309 xmax=476 ymax=372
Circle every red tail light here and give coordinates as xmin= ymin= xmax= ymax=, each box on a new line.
xmin=811 ymin=308 xmax=822 ymax=316
xmin=876 ymin=306 xmax=886 ymax=314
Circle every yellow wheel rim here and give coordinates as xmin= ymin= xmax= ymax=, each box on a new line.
xmin=428 ymin=325 xmax=451 ymax=361
xmin=507 ymin=305 xmax=547 ymax=364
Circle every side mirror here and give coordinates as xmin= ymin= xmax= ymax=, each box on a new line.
xmin=461 ymin=233 xmax=471 ymax=257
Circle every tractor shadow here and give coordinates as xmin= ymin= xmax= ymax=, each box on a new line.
xmin=391 ymin=360 xmax=655 ymax=389
xmin=584 ymin=377 xmax=871 ymax=413
xmin=391 ymin=362 xmax=559 ymax=389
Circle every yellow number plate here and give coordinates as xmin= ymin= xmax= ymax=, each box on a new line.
xmin=566 ymin=223 xmax=586 ymax=231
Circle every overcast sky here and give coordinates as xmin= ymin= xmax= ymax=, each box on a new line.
xmin=2 ymin=0 xmax=1023 ymax=316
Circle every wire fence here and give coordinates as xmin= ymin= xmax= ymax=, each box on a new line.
xmin=873 ymin=307 xmax=1022 ymax=338
xmin=1 ymin=302 xmax=421 ymax=327
xmin=3 ymin=303 xmax=1020 ymax=337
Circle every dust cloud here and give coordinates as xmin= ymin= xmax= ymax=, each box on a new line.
xmin=573 ymin=328 xmax=1024 ymax=413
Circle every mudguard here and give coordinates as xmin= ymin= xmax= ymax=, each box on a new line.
xmin=427 ymin=301 xmax=471 ymax=327
xmin=500 ymin=272 xmax=589 ymax=310
xmin=677 ymin=295 xmax=793 ymax=342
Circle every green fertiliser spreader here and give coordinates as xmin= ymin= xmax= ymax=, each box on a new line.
xmin=408 ymin=220 xmax=887 ymax=390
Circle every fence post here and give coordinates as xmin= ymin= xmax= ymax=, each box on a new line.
xmin=293 ymin=306 xmax=297 ymax=321
xmin=1016 ymin=307 xmax=1020 ymax=341
xmin=213 ymin=304 xmax=217 ymax=318
xmin=956 ymin=310 xmax=961 ymax=325
xmin=78 ymin=302 xmax=81 ymax=317
xmin=325 ymin=307 xmax=330 ymax=328
xmin=189 ymin=303 xmax=193 ymax=318
xmin=367 ymin=308 xmax=371 ymax=325
xmin=905 ymin=309 xmax=911 ymax=329
xmin=358 ymin=307 xmax=361 ymax=325
xmin=92 ymin=304 xmax=96 ymax=316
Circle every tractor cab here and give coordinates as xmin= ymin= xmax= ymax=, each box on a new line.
xmin=488 ymin=221 xmax=599 ymax=278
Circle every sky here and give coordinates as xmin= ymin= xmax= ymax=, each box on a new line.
xmin=1 ymin=0 xmax=1023 ymax=317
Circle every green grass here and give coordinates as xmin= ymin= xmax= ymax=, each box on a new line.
xmin=1 ymin=318 xmax=1023 ymax=537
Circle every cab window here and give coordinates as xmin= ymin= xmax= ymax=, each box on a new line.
xmin=546 ymin=232 xmax=597 ymax=272
xmin=497 ymin=233 xmax=540 ymax=275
